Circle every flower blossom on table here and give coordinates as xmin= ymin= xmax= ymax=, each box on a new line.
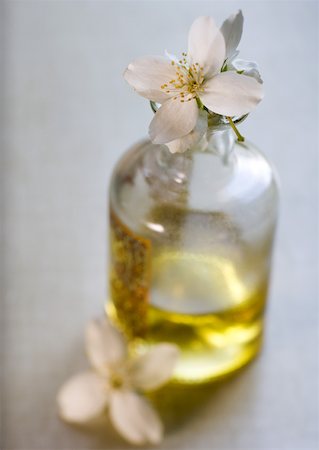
xmin=57 ymin=317 xmax=179 ymax=446
xmin=124 ymin=11 xmax=264 ymax=153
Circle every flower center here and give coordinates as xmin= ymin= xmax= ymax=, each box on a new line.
xmin=109 ymin=372 xmax=124 ymax=389
xmin=161 ymin=53 xmax=205 ymax=102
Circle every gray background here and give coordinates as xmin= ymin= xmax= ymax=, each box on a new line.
xmin=1 ymin=1 xmax=318 ymax=449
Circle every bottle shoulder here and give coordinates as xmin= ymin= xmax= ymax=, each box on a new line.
xmin=109 ymin=139 xmax=279 ymax=237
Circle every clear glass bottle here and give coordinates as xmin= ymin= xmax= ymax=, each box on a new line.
xmin=108 ymin=114 xmax=279 ymax=385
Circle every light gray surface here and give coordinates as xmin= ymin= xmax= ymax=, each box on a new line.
xmin=1 ymin=1 xmax=318 ymax=449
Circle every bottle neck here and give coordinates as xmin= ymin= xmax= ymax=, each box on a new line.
xmin=205 ymin=126 xmax=236 ymax=163
xmin=156 ymin=124 xmax=236 ymax=163
xmin=143 ymin=125 xmax=237 ymax=208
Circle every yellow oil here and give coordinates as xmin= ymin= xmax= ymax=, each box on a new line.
xmin=109 ymin=244 xmax=267 ymax=385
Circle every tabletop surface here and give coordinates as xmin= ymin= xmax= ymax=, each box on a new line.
xmin=1 ymin=1 xmax=318 ymax=449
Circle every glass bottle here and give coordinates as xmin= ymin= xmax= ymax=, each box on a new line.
xmin=107 ymin=113 xmax=279 ymax=385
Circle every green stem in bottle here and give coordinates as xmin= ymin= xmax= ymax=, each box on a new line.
xmin=227 ymin=116 xmax=245 ymax=142
xmin=196 ymin=97 xmax=205 ymax=110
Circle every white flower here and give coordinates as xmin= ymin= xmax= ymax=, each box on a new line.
xmin=124 ymin=15 xmax=263 ymax=150
xmin=57 ymin=317 xmax=179 ymax=446
xmin=221 ymin=10 xmax=263 ymax=83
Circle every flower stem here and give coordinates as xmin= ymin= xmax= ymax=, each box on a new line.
xmin=227 ymin=116 xmax=245 ymax=142
xmin=196 ymin=97 xmax=205 ymax=110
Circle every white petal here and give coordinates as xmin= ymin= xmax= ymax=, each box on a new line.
xmin=85 ymin=318 xmax=127 ymax=372
xmin=110 ymin=390 xmax=163 ymax=445
xmin=220 ymin=10 xmax=244 ymax=58
xmin=226 ymin=50 xmax=240 ymax=65
xmin=149 ymin=98 xmax=198 ymax=144
xmin=57 ymin=371 xmax=108 ymax=424
xmin=200 ymin=71 xmax=264 ymax=117
xmin=129 ymin=343 xmax=179 ymax=391
xmin=123 ymin=56 xmax=177 ymax=103
xmin=231 ymin=58 xmax=263 ymax=83
xmin=166 ymin=109 xmax=208 ymax=154
xmin=187 ymin=16 xmax=225 ymax=76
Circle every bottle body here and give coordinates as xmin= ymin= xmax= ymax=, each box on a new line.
xmin=108 ymin=133 xmax=278 ymax=384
